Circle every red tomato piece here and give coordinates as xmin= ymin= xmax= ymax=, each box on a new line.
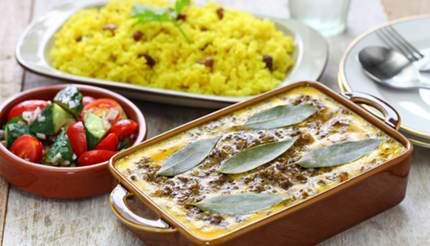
xmin=7 ymin=100 xmax=49 ymax=121
xmin=81 ymin=98 xmax=126 ymax=124
xmin=95 ymin=133 xmax=119 ymax=151
xmin=9 ymin=135 xmax=43 ymax=163
xmin=82 ymin=96 xmax=95 ymax=106
xmin=66 ymin=121 xmax=88 ymax=157
xmin=78 ymin=150 xmax=116 ymax=166
xmin=110 ymin=119 xmax=138 ymax=140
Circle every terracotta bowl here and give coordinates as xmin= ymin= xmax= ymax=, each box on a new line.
xmin=0 ymin=84 xmax=147 ymax=199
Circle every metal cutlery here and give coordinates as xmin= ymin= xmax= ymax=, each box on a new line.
xmin=358 ymin=46 xmax=430 ymax=90
xmin=376 ymin=25 xmax=430 ymax=72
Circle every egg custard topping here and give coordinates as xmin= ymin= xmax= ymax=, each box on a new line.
xmin=115 ymin=86 xmax=406 ymax=241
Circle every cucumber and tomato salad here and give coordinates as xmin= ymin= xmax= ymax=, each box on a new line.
xmin=0 ymin=86 xmax=138 ymax=167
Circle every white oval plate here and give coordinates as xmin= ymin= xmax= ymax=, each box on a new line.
xmin=339 ymin=15 xmax=430 ymax=147
xmin=16 ymin=0 xmax=327 ymax=108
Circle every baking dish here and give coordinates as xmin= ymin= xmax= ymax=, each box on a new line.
xmin=108 ymin=81 xmax=412 ymax=245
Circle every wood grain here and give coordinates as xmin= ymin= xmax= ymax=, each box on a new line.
xmin=0 ymin=0 xmax=34 ymax=245
xmin=2 ymin=1 xmax=212 ymax=245
xmin=322 ymin=1 xmax=430 ymax=245
xmin=320 ymin=148 xmax=430 ymax=245
xmin=382 ymin=0 xmax=430 ymax=19
xmin=2 ymin=0 xmax=430 ymax=245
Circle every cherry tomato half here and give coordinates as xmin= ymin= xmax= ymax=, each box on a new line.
xmin=66 ymin=121 xmax=87 ymax=157
xmin=81 ymin=98 xmax=126 ymax=124
xmin=110 ymin=119 xmax=138 ymax=140
xmin=95 ymin=133 xmax=119 ymax=151
xmin=78 ymin=150 xmax=116 ymax=166
xmin=7 ymin=100 xmax=49 ymax=121
xmin=82 ymin=96 xmax=95 ymax=106
xmin=10 ymin=135 xmax=43 ymax=163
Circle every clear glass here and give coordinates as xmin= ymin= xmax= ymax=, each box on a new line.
xmin=289 ymin=0 xmax=351 ymax=36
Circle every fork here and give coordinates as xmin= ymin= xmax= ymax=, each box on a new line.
xmin=376 ymin=25 xmax=430 ymax=72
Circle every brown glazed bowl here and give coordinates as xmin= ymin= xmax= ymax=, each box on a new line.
xmin=0 ymin=84 xmax=147 ymax=199
xmin=108 ymin=81 xmax=413 ymax=246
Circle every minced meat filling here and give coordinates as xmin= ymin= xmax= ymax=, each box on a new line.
xmin=128 ymin=95 xmax=358 ymax=225
xmin=115 ymin=87 xmax=405 ymax=239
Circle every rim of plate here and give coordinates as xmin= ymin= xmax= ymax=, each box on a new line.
xmin=402 ymin=132 xmax=430 ymax=148
xmin=16 ymin=0 xmax=328 ymax=107
xmin=338 ymin=14 xmax=430 ymax=141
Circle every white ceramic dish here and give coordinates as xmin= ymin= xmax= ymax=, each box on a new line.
xmin=16 ymin=0 xmax=328 ymax=108
xmin=339 ymin=15 xmax=430 ymax=147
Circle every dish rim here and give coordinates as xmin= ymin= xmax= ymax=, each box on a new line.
xmin=338 ymin=14 xmax=430 ymax=142
xmin=109 ymin=80 xmax=413 ymax=245
xmin=15 ymin=0 xmax=328 ymax=107
xmin=0 ymin=83 xmax=147 ymax=173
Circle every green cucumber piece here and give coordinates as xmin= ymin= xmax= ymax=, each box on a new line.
xmin=118 ymin=138 xmax=132 ymax=150
xmin=52 ymin=103 xmax=75 ymax=131
xmin=30 ymin=103 xmax=74 ymax=136
xmin=84 ymin=112 xmax=111 ymax=149
xmin=44 ymin=129 xmax=74 ymax=166
xmin=4 ymin=116 xmax=29 ymax=147
xmin=30 ymin=104 xmax=54 ymax=136
xmin=54 ymin=86 xmax=83 ymax=118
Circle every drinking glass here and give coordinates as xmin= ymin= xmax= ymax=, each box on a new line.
xmin=289 ymin=0 xmax=351 ymax=36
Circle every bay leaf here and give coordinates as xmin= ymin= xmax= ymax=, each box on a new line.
xmin=195 ymin=193 xmax=289 ymax=215
xmin=298 ymin=138 xmax=382 ymax=168
xmin=220 ymin=138 xmax=297 ymax=174
xmin=244 ymin=104 xmax=317 ymax=129
xmin=157 ymin=136 xmax=220 ymax=176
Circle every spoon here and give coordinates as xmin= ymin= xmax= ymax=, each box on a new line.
xmin=358 ymin=46 xmax=430 ymax=90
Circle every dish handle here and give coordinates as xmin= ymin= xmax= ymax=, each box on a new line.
xmin=342 ymin=92 xmax=401 ymax=130
xmin=110 ymin=185 xmax=179 ymax=244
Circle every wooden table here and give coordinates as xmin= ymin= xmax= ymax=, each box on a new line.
xmin=0 ymin=0 xmax=429 ymax=245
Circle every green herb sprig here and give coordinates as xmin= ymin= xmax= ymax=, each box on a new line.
xmin=131 ymin=0 xmax=191 ymax=43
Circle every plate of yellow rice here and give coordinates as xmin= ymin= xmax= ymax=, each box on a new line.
xmin=16 ymin=0 xmax=327 ymax=108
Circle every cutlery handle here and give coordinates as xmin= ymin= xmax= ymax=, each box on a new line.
xmin=417 ymin=82 xmax=430 ymax=90
xmin=416 ymin=57 xmax=430 ymax=73
xmin=342 ymin=92 xmax=401 ymax=130
xmin=110 ymin=185 xmax=179 ymax=244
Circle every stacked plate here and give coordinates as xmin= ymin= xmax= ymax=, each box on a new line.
xmin=339 ymin=15 xmax=430 ymax=148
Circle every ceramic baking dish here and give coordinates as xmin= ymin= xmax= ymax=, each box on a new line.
xmin=108 ymin=81 xmax=413 ymax=245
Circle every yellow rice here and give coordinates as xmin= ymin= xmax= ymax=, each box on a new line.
xmin=50 ymin=0 xmax=295 ymax=97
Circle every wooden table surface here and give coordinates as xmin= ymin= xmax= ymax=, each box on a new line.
xmin=0 ymin=0 xmax=429 ymax=245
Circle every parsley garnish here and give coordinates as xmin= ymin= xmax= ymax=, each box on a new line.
xmin=131 ymin=0 xmax=191 ymax=43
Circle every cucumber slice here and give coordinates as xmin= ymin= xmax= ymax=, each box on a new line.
xmin=54 ymin=86 xmax=83 ymax=118
xmin=52 ymin=103 xmax=75 ymax=131
xmin=44 ymin=129 xmax=74 ymax=166
xmin=84 ymin=112 xmax=111 ymax=149
xmin=4 ymin=116 xmax=29 ymax=147
xmin=118 ymin=138 xmax=132 ymax=150
xmin=30 ymin=103 xmax=74 ymax=136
